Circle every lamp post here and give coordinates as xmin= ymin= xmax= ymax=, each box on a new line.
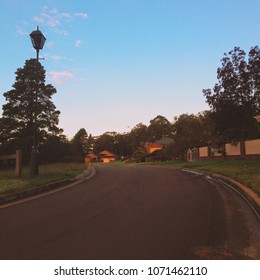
xmin=29 ymin=26 xmax=46 ymax=176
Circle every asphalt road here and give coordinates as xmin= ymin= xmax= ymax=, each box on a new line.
xmin=0 ymin=165 xmax=259 ymax=260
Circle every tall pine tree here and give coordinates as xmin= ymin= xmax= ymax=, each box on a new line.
xmin=0 ymin=59 xmax=62 ymax=154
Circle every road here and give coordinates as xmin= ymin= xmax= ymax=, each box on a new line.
xmin=0 ymin=165 xmax=259 ymax=260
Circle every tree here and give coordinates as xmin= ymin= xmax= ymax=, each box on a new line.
xmin=203 ymin=46 xmax=260 ymax=143
xmin=172 ymin=113 xmax=208 ymax=157
xmin=0 ymin=59 xmax=62 ymax=155
xmin=40 ymin=134 xmax=72 ymax=163
xmin=113 ymin=133 xmax=130 ymax=158
xmin=147 ymin=115 xmax=173 ymax=141
xmin=129 ymin=123 xmax=148 ymax=154
xmin=94 ymin=132 xmax=117 ymax=154
xmin=132 ymin=147 xmax=147 ymax=163
xmin=248 ymin=46 xmax=260 ymax=111
xmin=71 ymin=128 xmax=89 ymax=157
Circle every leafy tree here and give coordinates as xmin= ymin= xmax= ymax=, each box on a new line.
xmin=248 ymin=46 xmax=260 ymax=112
xmin=40 ymin=134 xmax=72 ymax=163
xmin=93 ymin=131 xmax=132 ymax=158
xmin=87 ymin=134 xmax=95 ymax=152
xmin=0 ymin=59 xmax=62 ymax=154
xmin=113 ymin=133 xmax=130 ymax=158
xmin=147 ymin=115 xmax=173 ymax=141
xmin=203 ymin=46 xmax=260 ymax=143
xmin=71 ymin=128 xmax=89 ymax=157
xmin=129 ymin=123 xmax=148 ymax=154
xmin=172 ymin=112 xmax=213 ymax=157
xmin=132 ymin=147 xmax=148 ymax=163
xmin=94 ymin=132 xmax=117 ymax=154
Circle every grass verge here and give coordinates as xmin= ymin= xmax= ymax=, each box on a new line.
xmin=0 ymin=162 xmax=86 ymax=195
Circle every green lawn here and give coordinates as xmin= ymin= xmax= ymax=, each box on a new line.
xmin=0 ymin=162 xmax=86 ymax=195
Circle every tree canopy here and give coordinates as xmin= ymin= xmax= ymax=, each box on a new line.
xmin=147 ymin=115 xmax=173 ymax=141
xmin=203 ymin=46 xmax=260 ymax=143
xmin=0 ymin=59 xmax=62 ymax=154
xmin=172 ymin=112 xmax=213 ymax=157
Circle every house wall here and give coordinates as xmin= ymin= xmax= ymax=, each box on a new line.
xmin=245 ymin=139 xmax=260 ymax=155
xmin=199 ymin=147 xmax=208 ymax=157
xmin=102 ymin=157 xmax=115 ymax=163
xmin=225 ymin=142 xmax=241 ymax=156
xmin=189 ymin=138 xmax=260 ymax=161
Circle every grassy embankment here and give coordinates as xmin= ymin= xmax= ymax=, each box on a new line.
xmin=141 ymin=159 xmax=260 ymax=197
xmin=0 ymin=162 xmax=86 ymax=195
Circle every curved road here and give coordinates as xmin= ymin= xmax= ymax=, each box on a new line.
xmin=0 ymin=165 xmax=259 ymax=260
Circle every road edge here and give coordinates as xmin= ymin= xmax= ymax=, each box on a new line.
xmin=0 ymin=166 xmax=96 ymax=207
xmin=182 ymin=168 xmax=260 ymax=219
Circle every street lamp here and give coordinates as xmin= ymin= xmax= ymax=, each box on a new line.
xmin=29 ymin=26 xmax=46 ymax=176
xmin=30 ymin=26 xmax=46 ymax=60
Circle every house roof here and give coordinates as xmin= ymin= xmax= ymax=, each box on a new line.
xmin=144 ymin=142 xmax=163 ymax=148
xmin=85 ymin=153 xmax=98 ymax=159
xmin=155 ymin=137 xmax=174 ymax=145
xmin=99 ymin=150 xmax=115 ymax=157
xmin=144 ymin=137 xmax=174 ymax=148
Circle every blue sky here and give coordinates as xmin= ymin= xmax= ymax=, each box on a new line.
xmin=0 ymin=0 xmax=260 ymax=138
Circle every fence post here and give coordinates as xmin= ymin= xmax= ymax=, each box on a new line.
xmin=15 ymin=150 xmax=22 ymax=177
xmin=207 ymin=144 xmax=212 ymax=158
xmin=240 ymin=140 xmax=246 ymax=158
xmin=187 ymin=148 xmax=192 ymax=162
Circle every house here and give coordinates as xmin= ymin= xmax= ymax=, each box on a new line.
xmin=84 ymin=152 xmax=98 ymax=163
xmin=144 ymin=137 xmax=174 ymax=154
xmin=144 ymin=142 xmax=163 ymax=154
xmin=98 ymin=150 xmax=116 ymax=163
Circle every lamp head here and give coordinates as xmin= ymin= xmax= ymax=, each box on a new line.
xmin=30 ymin=26 xmax=46 ymax=50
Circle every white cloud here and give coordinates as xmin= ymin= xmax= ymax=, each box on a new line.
xmin=41 ymin=12 xmax=51 ymax=19
xmin=46 ymin=41 xmax=55 ymax=48
xmin=49 ymin=7 xmax=58 ymax=14
xmin=61 ymin=13 xmax=73 ymax=20
xmin=33 ymin=16 xmax=44 ymax=23
xmin=41 ymin=13 xmax=60 ymax=27
xmin=75 ymin=40 xmax=82 ymax=47
xmin=49 ymin=70 xmax=74 ymax=84
xmin=74 ymin=12 xmax=88 ymax=19
xmin=52 ymin=28 xmax=68 ymax=36
xmin=41 ymin=9 xmax=60 ymax=27
xmin=50 ymin=55 xmax=62 ymax=61
xmin=32 ymin=7 xmax=88 ymax=36
xmin=48 ymin=18 xmax=60 ymax=27
xmin=16 ymin=26 xmax=26 ymax=35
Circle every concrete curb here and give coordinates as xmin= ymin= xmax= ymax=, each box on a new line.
xmin=0 ymin=166 xmax=96 ymax=206
xmin=182 ymin=168 xmax=260 ymax=219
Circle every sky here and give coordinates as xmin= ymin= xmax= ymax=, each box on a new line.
xmin=0 ymin=0 xmax=260 ymax=138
